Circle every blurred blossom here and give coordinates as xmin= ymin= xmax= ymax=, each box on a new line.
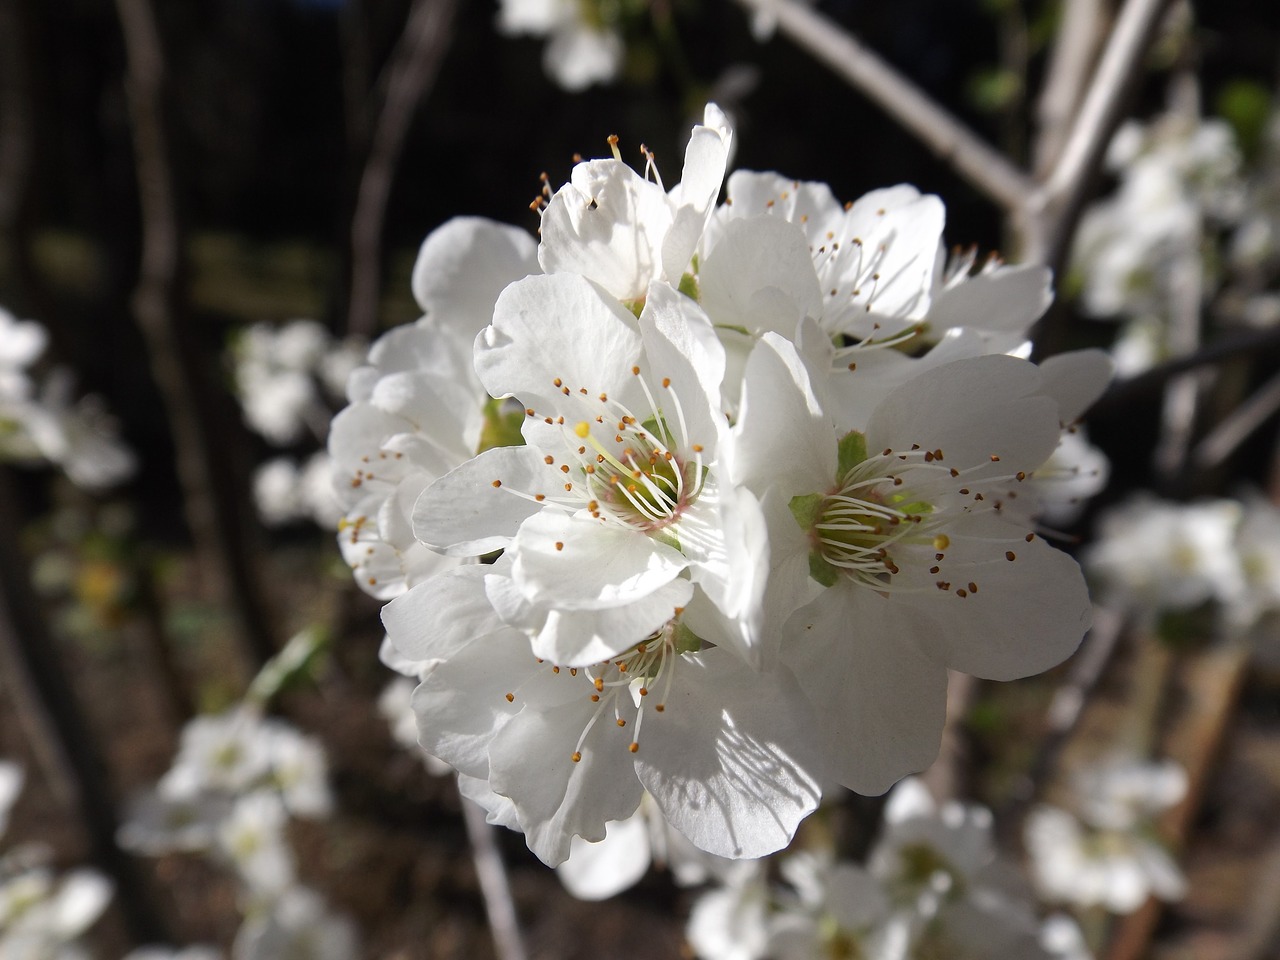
xmin=0 ymin=761 xmax=22 ymax=839
xmin=231 ymin=887 xmax=358 ymax=960
xmin=1025 ymin=757 xmax=1187 ymax=913
xmin=117 ymin=789 xmax=231 ymax=855
xmin=496 ymin=0 xmax=623 ymax=91
xmin=217 ymin=791 xmax=297 ymax=899
xmin=252 ymin=452 xmax=342 ymax=529
xmin=688 ymin=778 xmax=1053 ymax=959
xmin=0 ymin=306 xmax=135 ymax=490
xmin=123 ymin=948 xmax=223 ymax=960
xmin=1084 ymin=495 xmax=1245 ymax=617
xmin=231 ymin=319 xmax=361 ymax=447
xmin=0 ymin=763 xmax=114 ymax=960
xmin=556 ymin=793 xmax=730 ymax=900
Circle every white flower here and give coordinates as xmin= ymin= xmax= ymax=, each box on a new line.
xmin=161 ymin=708 xmax=275 ymax=800
xmin=1084 ymin=495 xmax=1245 ymax=615
xmin=686 ymin=861 xmax=773 ymax=960
xmin=217 ymin=791 xmax=296 ymax=899
xmin=262 ymin=725 xmax=333 ymax=819
xmin=253 ymin=456 xmax=307 ymax=527
xmin=413 ymin=274 xmax=767 ymax=664
xmin=1025 ymin=805 xmax=1185 ymax=914
xmin=0 ymin=307 xmax=46 ymax=400
xmin=496 ymin=0 xmax=624 ymax=91
xmin=700 ymin=171 xmax=945 ymax=343
xmin=539 ymin=105 xmax=733 ymax=303
xmin=0 ymin=761 xmax=22 ymax=840
xmin=387 ymin=557 xmax=821 ymax=865
xmin=117 ymin=788 xmax=231 ymax=855
xmin=734 ymin=336 xmax=1092 ymax=793
xmin=233 ymin=320 xmax=333 ymax=446
xmin=123 ymin=947 xmax=223 ymax=960
xmin=330 ymin=216 xmax=538 ymax=600
xmin=231 ymin=887 xmax=358 ymax=960
xmin=0 ymin=868 xmax=113 ymax=960
xmin=1234 ymin=493 xmax=1280 ymax=628
xmin=1025 ymin=757 xmax=1187 ymax=913
xmin=556 ymin=793 xmax=728 ymax=900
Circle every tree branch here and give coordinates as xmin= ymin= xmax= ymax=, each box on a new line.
xmin=346 ymin=0 xmax=459 ymax=339
xmin=732 ymin=0 xmax=1034 ymax=214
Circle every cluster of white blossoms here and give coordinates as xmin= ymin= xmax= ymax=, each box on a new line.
xmin=1084 ymin=492 xmax=1280 ymax=634
xmin=332 ymin=104 xmax=1108 ymax=869
xmin=687 ymin=778 xmax=1090 ymax=960
xmin=229 ymin=318 xmax=363 ymax=528
xmin=0 ymin=760 xmax=115 ymax=960
xmin=0 ymin=306 xmax=135 ymax=491
xmin=1025 ymin=757 xmax=1187 ymax=914
xmin=117 ymin=635 xmax=356 ymax=960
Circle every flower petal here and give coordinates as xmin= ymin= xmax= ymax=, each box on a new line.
xmin=636 ymin=648 xmax=822 ymax=859
xmin=510 ymin=510 xmax=688 ymax=611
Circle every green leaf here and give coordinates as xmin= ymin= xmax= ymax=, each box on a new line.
xmin=1217 ymin=80 xmax=1272 ymax=159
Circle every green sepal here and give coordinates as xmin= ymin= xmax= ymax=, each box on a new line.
xmin=836 ymin=430 xmax=868 ymax=480
xmin=673 ymin=619 xmax=703 ymax=654
xmin=678 ymin=271 xmax=700 ymax=301
xmin=789 ymin=492 xmax=824 ymax=532
xmin=808 ymin=551 xmax=840 ymax=588
xmin=477 ymin=397 xmax=526 ymax=454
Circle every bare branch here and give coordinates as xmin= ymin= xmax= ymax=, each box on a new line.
xmin=1027 ymin=0 xmax=1177 ymax=265
xmin=1033 ymin=0 xmax=1106 ymax=177
xmin=1193 ymin=367 xmax=1280 ymax=470
xmin=113 ymin=0 xmax=278 ymax=669
xmin=733 ymin=0 xmax=1034 ymax=214
xmin=347 ymin=0 xmax=459 ymax=339
xmin=460 ymin=792 xmax=528 ymax=960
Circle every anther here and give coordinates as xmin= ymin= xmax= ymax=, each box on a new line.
xmin=491 ymin=480 xmax=502 ymax=488
xmin=616 ymin=719 xmax=626 ymax=727
xmin=629 ymin=742 xmax=639 ymax=753
xmin=505 ymin=693 xmax=514 ymax=702
xmin=555 ymin=542 xmax=564 ymax=551
xmin=571 ymin=752 xmax=582 ymax=763
xmin=1005 ymin=551 xmax=1016 ymax=561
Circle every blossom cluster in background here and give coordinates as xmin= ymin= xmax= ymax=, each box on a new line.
xmin=0 ymin=307 xmax=135 ymax=491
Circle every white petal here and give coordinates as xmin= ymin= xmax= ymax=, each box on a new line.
xmin=489 ymin=696 xmax=644 ymax=866
xmin=700 ymin=216 xmax=823 ymax=335
xmin=411 ymin=628 xmax=566 ymax=778
xmin=893 ymin=512 xmax=1092 ymax=680
xmin=556 ymin=812 xmax=652 ymax=900
xmin=411 ymin=216 xmax=538 ymax=323
xmin=638 ymin=281 xmax=726 ymax=449
xmin=538 ymin=161 xmax=673 ymax=300
xmin=733 ymin=332 xmax=835 ymax=495
xmin=1038 ymin=348 xmax=1113 ymax=423
xmin=635 ymin=649 xmax=822 ymax=859
xmin=867 ymin=354 xmax=1060 ymax=475
xmin=510 ymin=510 xmax=688 ymax=611
xmin=783 ymin=589 xmax=948 ymax=794
xmin=925 ymin=264 xmax=1051 ymax=342
xmin=476 ymin=272 xmax=643 ymax=414
xmin=530 ymin=578 xmax=694 ymax=666
xmin=413 ymin=446 xmax=555 ymax=555
xmin=381 ymin=564 xmax=501 ymax=663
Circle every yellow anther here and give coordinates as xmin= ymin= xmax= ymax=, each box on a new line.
xmin=574 ymin=421 xmax=591 ymax=438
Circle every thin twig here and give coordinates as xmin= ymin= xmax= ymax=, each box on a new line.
xmin=346 ymin=0 xmax=459 ymax=339
xmin=732 ymin=0 xmax=1033 ymax=214
xmin=1033 ymin=0 xmax=1105 ymax=177
xmin=1193 ymin=346 xmax=1280 ymax=469
xmin=459 ymin=791 xmax=528 ymax=960
xmin=113 ymin=0 xmax=277 ymax=669
xmin=1026 ymin=0 xmax=1176 ymax=267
